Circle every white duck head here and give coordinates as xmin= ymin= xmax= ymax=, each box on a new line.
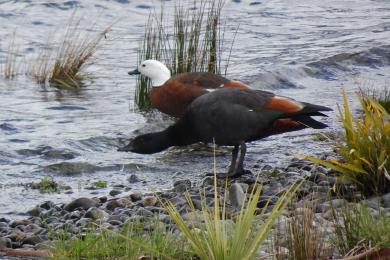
xmin=128 ymin=60 xmax=171 ymax=87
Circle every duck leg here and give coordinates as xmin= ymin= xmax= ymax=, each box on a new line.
xmin=227 ymin=145 xmax=239 ymax=174
xmin=220 ymin=143 xmax=249 ymax=178
xmin=235 ymin=142 xmax=247 ymax=175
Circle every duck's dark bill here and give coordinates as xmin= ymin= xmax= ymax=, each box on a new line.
xmin=128 ymin=69 xmax=140 ymax=75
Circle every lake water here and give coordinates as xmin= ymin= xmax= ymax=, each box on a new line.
xmin=0 ymin=0 xmax=389 ymax=216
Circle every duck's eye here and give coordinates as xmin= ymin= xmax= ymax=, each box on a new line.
xmin=142 ymin=64 xmax=146 ymax=67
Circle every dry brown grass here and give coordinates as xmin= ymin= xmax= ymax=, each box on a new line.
xmin=1 ymin=32 xmax=18 ymax=79
xmin=273 ymin=201 xmax=332 ymax=260
xmin=29 ymin=13 xmax=113 ymax=88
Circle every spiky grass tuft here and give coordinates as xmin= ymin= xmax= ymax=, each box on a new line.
xmin=302 ymin=90 xmax=390 ymax=195
xmin=164 ymin=174 xmax=300 ymax=260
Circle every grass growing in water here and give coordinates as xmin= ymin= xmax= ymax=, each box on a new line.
xmin=332 ymin=202 xmax=390 ymax=258
xmin=303 ymin=91 xmax=390 ymax=195
xmin=28 ymin=176 xmax=59 ymax=193
xmin=52 ymin=219 xmax=193 ymax=259
xmin=1 ymin=32 xmax=18 ymax=79
xmin=135 ymin=0 xmax=233 ymax=110
xmin=29 ymin=13 xmax=112 ymax=88
xmin=92 ymin=180 xmax=107 ymax=188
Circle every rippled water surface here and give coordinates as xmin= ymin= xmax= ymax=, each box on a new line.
xmin=1 ymin=0 xmax=390 ymax=216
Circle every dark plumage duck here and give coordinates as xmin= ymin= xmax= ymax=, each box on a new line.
xmin=128 ymin=60 xmax=250 ymax=118
xmin=119 ymin=88 xmax=332 ymax=177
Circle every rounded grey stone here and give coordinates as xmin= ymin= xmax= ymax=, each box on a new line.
xmin=85 ymin=207 xmax=107 ymax=220
xmin=229 ymin=183 xmax=246 ymax=209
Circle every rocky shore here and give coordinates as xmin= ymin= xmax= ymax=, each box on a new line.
xmin=1 ymin=159 xmax=390 ymax=259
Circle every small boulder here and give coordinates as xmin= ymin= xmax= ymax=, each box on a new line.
xmin=64 ymin=197 xmax=98 ymax=211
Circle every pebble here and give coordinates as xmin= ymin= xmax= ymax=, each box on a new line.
xmin=229 ymin=183 xmax=246 ymax=209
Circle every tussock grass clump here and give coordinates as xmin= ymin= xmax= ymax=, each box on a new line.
xmin=164 ymin=174 xmax=299 ymax=260
xmin=1 ymin=32 xmax=18 ymax=79
xmin=303 ymin=91 xmax=390 ymax=195
xmin=274 ymin=202 xmax=331 ymax=260
xmin=52 ymin=219 xmax=192 ymax=259
xmin=332 ymin=202 xmax=390 ymax=258
xmin=136 ymin=0 xmax=233 ymax=110
xmin=29 ymin=13 xmax=112 ymax=88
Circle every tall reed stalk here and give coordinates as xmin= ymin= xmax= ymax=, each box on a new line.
xmin=135 ymin=0 xmax=232 ymax=110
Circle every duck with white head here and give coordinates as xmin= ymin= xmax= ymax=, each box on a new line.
xmin=128 ymin=60 xmax=251 ymax=118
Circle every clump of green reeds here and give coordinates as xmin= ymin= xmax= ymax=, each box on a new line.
xmin=52 ymin=219 xmax=193 ymax=259
xmin=164 ymin=174 xmax=300 ymax=259
xmin=29 ymin=13 xmax=112 ymax=88
xmin=135 ymin=0 xmax=233 ymax=110
xmin=303 ymin=90 xmax=390 ymax=195
xmin=332 ymin=202 xmax=390 ymax=258
xmin=1 ymin=32 xmax=18 ymax=79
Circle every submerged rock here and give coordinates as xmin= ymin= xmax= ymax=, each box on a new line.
xmin=44 ymin=162 xmax=99 ymax=175
xmin=127 ymin=174 xmax=141 ymax=183
xmin=109 ymin=189 xmax=122 ymax=197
